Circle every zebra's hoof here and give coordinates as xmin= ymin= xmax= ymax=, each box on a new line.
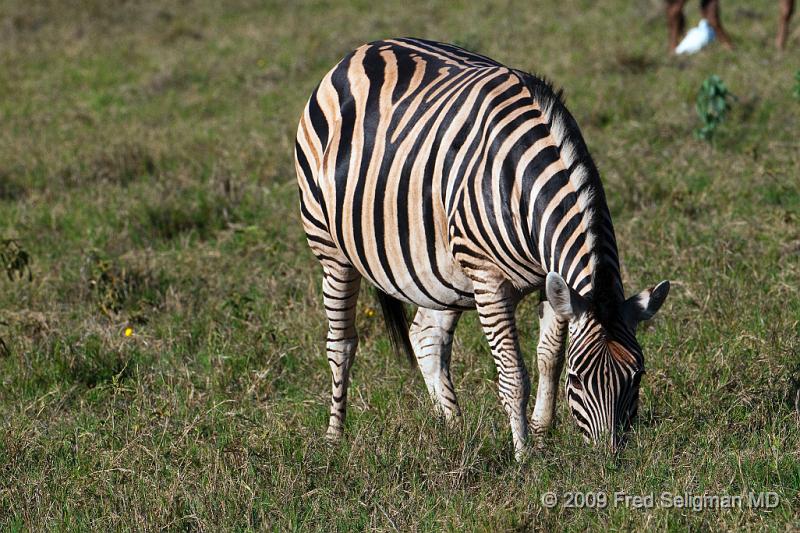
xmin=514 ymin=445 xmax=534 ymax=463
xmin=324 ymin=428 xmax=343 ymax=443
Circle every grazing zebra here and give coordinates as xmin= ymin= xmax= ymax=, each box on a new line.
xmin=294 ymin=38 xmax=670 ymax=458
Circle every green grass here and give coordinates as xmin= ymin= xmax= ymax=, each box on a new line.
xmin=1 ymin=0 xmax=798 ymax=530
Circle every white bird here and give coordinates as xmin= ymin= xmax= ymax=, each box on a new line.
xmin=675 ymin=19 xmax=716 ymax=55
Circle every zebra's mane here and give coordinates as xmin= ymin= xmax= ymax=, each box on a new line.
xmin=516 ymin=72 xmax=625 ymax=311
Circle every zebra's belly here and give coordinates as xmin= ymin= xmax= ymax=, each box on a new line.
xmin=319 ymin=187 xmax=476 ymax=310
xmin=360 ymin=248 xmax=476 ymax=310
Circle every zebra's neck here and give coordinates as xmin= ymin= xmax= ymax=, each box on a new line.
xmin=515 ymin=73 xmax=624 ymax=304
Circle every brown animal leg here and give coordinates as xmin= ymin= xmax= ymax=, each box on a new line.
xmin=777 ymin=0 xmax=795 ymax=50
xmin=666 ymin=0 xmax=688 ymax=53
xmin=702 ymin=0 xmax=734 ymax=49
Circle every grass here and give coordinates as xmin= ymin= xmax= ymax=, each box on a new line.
xmin=0 ymin=0 xmax=798 ymax=530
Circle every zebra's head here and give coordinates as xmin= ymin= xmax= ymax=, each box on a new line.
xmin=545 ymin=272 xmax=670 ymax=450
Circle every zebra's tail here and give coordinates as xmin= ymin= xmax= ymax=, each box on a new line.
xmin=374 ymin=290 xmax=416 ymax=367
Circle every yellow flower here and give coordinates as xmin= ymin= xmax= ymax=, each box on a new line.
xmin=365 ymin=308 xmax=375 ymax=318
xmin=124 ymin=327 xmax=133 ymax=337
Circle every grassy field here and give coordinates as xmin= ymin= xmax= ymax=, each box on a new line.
xmin=1 ymin=0 xmax=799 ymax=530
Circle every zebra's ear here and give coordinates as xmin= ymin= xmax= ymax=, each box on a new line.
xmin=625 ymin=280 xmax=670 ymax=324
xmin=545 ymin=272 xmax=587 ymax=320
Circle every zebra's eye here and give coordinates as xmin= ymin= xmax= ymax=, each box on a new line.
xmin=568 ymin=373 xmax=583 ymax=391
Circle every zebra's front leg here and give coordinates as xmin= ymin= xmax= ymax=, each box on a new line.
xmin=321 ymin=266 xmax=361 ymax=441
xmin=473 ymin=278 xmax=530 ymax=460
xmin=409 ymin=307 xmax=462 ymax=421
xmin=530 ymin=300 xmax=567 ymax=441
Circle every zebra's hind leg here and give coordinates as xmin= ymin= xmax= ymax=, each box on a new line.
xmin=472 ymin=276 xmax=530 ymax=460
xmin=321 ymin=263 xmax=362 ymax=441
xmin=530 ymin=300 xmax=567 ymax=442
xmin=409 ymin=308 xmax=462 ymax=421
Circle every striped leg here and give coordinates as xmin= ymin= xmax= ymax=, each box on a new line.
xmin=530 ymin=300 xmax=567 ymax=439
xmin=409 ymin=308 xmax=462 ymax=421
xmin=321 ymin=265 xmax=361 ymax=441
xmin=473 ymin=277 xmax=530 ymax=460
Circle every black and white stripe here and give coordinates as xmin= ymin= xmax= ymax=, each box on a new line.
xmin=295 ymin=38 xmax=669 ymax=457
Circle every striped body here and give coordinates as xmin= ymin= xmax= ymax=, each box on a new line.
xmin=295 ymin=38 xmax=669 ymax=457
xmin=296 ymin=38 xmax=614 ymax=306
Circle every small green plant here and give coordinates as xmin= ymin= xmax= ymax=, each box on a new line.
xmin=694 ymin=75 xmax=733 ymax=143
xmin=0 ymin=320 xmax=8 ymax=358
xmin=794 ymin=70 xmax=800 ymax=100
xmin=0 ymin=239 xmax=31 ymax=357
xmin=1 ymin=239 xmax=31 ymax=282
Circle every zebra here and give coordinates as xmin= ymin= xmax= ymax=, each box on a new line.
xmin=294 ymin=38 xmax=670 ymax=458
